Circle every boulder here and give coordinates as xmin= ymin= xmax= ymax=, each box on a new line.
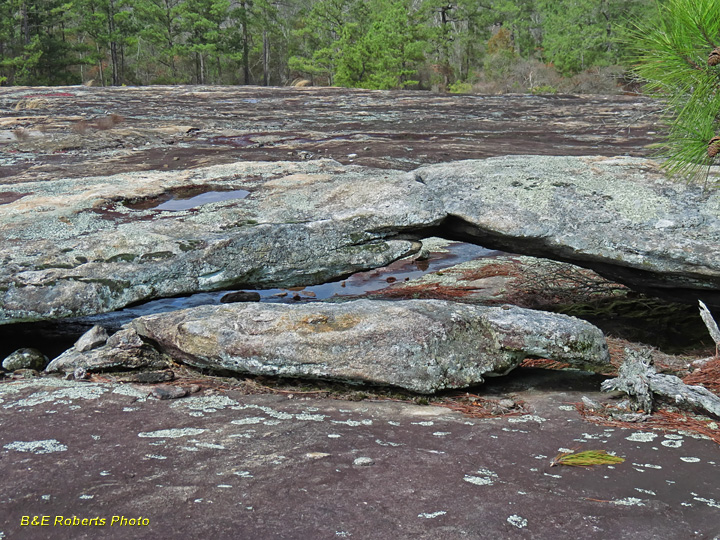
xmin=73 ymin=325 xmax=109 ymax=352
xmin=2 ymin=348 xmax=49 ymax=372
xmin=130 ymin=299 xmax=610 ymax=394
xmin=45 ymin=327 xmax=169 ymax=373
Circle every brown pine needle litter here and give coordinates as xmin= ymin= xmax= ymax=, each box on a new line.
xmin=576 ymin=402 xmax=720 ymax=445
xmin=550 ymin=450 xmax=625 ymax=467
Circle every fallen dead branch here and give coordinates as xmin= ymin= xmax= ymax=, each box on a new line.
xmin=602 ymin=348 xmax=720 ymax=418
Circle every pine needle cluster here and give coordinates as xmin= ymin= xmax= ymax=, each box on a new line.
xmin=550 ymin=449 xmax=625 ymax=467
xmin=632 ymin=0 xmax=720 ymax=182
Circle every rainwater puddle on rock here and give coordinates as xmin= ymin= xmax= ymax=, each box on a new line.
xmin=75 ymin=242 xmax=502 ymax=330
xmin=124 ymin=187 xmax=250 ymax=211
xmin=154 ymin=190 xmax=249 ymax=211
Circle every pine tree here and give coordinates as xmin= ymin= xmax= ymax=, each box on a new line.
xmin=632 ymin=0 xmax=720 ymax=181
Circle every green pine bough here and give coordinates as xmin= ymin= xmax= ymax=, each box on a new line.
xmin=633 ymin=0 xmax=720 ymax=182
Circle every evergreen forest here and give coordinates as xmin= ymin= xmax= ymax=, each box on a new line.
xmin=0 ymin=0 xmax=657 ymax=92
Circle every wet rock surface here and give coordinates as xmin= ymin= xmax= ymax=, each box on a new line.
xmin=1 ymin=370 xmax=718 ymax=540
xmin=128 ymin=299 xmax=609 ymax=393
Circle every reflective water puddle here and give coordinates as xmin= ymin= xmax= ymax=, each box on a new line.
xmin=124 ymin=187 xmax=250 ymax=211
xmin=81 ymin=242 xmax=502 ymax=328
xmin=155 ymin=190 xmax=249 ymax=211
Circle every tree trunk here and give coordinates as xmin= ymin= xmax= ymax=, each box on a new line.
xmin=96 ymin=43 xmax=105 ymax=86
xmin=199 ymin=52 xmax=205 ymax=85
xmin=241 ymin=0 xmax=250 ymax=84
xmin=108 ymin=0 xmax=120 ymax=85
xmin=263 ymin=30 xmax=269 ymax=86
xmin=21 ymin=2 xmax=30 ymax=45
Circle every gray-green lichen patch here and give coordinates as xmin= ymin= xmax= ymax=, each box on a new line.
xmin=3 ymin=439 xmax=68 ymax=454
xmin=138 ymin=428 xmax=207 ymax=438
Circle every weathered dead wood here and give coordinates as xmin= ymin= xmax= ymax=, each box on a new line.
xmin=601 ymin=348 xmax=720 ymax=418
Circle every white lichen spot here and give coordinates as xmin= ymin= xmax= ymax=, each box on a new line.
xmin=195 ymin=442 xmax=226 ymax=450
xmin=543 ymin=473 xmax=562 ymax=479
xmin=661 ymin=439 xmax=683 ymax=448
xmin=99 ymin=471 xmax=110 ymax=476
xmin=231 ymin=417 xmax=265 ymax=426
xmin=138 ymin=428 xmax=206 ymax=438
xmin=295 ymin=413 xmax=326 ymax=421
xmin=112 ymin=385 xmax=150 ymax=400
xmin=680 ymin=457 xmax=701 ymax=463
xmin=79 ymin=494 xmax=94 ymax=500
xmin=4 ymin=439 xmax=67 ymax=454
xmin=174 ymin=395 xmax=238 ymax=413
xmin=507 ymin=515 xmax=528 ymax=528
xmin=557 ymin=448 xmax=574 ymax=453
xmin=332 ymin=419 xmax=372 ymax=427
xmin=5 ymin=386 xmax=107 ymax=409
xmin=328 ymin=434 xmax=341 ymax=439
xmin=626 ymin=432 xmax=658 ymax=442
xmin=635 ymin=488 xmax=656 ymax=496
xmin=375 ymin=439 xmax=402 ymax=447
xmin=387 ymin=421 xmax=401 ymax=426
xmin=533 ymin=455 xmax=548 ymax=460
xmin=122 ymin=407 xmax=138 ymax=412
xmin=463 ymin=468 xmax=498 ymax=486
xmin=464 ymin=475 xmax=494 ymax=486
xmin=418 ymin=511 xmax=446 ymax=519
xmin=335 ymin=532 xmax=351 ymax=538
xmin=631 ymin=462 xmax=662 ymax=469
xmin=612 ymin=497 xmax=645 ymax=506
xmin=558 ymin=405 xmax=575 ymax=411
xmin=692 ymin=495 xmax=720 ymax=509
xmin=41 ymin=495 xmax=50 ymax=501
xmin=217 ymin=485 xmax=233 ymax=489
xmin=432 ymin=432 xmax=450 ymax=437
xmin=145 ymin=454 xmax=167 ymax=460
xmin=411 ymin=421 xmax=435 ymax=426
xmin=234 ymin=471 xmax=253 ymax=478
xmin=508 ymin=415 xmax=547 ymax=424
xmin=581 ymin=432 xmax=602 ymax=440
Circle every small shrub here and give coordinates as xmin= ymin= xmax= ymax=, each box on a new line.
xmin=448 ymin=81 xmax=473 ymax=94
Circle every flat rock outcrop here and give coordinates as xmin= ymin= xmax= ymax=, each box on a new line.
xmin=2 ymin=153 xmax=720 ymax=325
xmin=415 ymin=155 xmax=720 ymax=302
xmin=127 ymin=299 xmax=609 ymax=393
